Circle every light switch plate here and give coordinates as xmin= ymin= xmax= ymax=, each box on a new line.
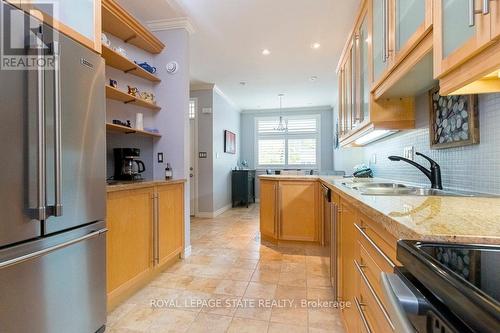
xmin=199 ymin=152 xmax=208 ymax=158
xmin=202 ymin=107 xmax=212 ymax=114
xmin=403 ymin=146 xmax=415 ymax=160
xmin=157 ymin=152 xmax=164 ymax=163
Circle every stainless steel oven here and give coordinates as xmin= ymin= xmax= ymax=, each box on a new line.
xmin=381 ymin=240 xmax=500 ymax=333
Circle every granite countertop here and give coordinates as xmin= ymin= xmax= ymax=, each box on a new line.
xmin=106 ymin=179 xmax=186 ymax=192
xmin=259 ymin=174 xmax=500 ymax=244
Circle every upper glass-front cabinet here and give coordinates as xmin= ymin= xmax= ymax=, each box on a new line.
xmin=25 ymin=0 xmax=100 ymax=52
xmin=395 ymin=0 xmax=426 ymax=52
xmin=434 ymin=0 xmax=493 ymax=78
xmin=372 ymin=0 xmax=388 ymax=83
xmin=358 ymin=15 xmax=370 ymax=126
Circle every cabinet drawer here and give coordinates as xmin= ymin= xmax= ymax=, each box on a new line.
xmin=356 ymin=260 xmax=395 ymax=333
xmin=359 ymin=242 xmax=387 ymax=305
xmin=356 ymin=216 xmax=398 ymax=272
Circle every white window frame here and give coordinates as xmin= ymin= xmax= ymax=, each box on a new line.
xmin=254 ymin=114 xmax=321 ymax=169
xmin=189 ymin=98 xmax=197 ymax=119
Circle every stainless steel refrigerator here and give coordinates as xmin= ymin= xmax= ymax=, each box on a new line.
xmin=0 ymin=2 xmax=107 ymax=332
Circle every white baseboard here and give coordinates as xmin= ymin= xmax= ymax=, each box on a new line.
xmin=195 ymin=203 xmax=232 ymax=218
xmin=213 ymin=204 xmax=232 ymax=217
xmin=182 ymin=245 xmax=192 ymax=258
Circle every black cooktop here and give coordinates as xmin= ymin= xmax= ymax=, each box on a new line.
xmin=416 ymin=243 xmax=500 ymax=303
xmin=398 ymin=240 xmax=500 ymax=333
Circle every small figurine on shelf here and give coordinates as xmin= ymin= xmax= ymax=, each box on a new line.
xmin=165 ymin=163 xmax=173 ymax=180
xmin=112 ymin=119 xmax=132 ymax=128
xmin=109 ymin=79 xmax=118 ymax=88
xmin=139 ymin=91 xmax=156 ymax=104
xmin=127 ymin=85 xmax=139 ymax=97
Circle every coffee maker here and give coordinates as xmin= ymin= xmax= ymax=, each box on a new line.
xmin=113 ymin=148 xmax=146 ymax=181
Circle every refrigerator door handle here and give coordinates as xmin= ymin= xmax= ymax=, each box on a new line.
xmin=51 ymin=41 xmax=63 ymax=217
xmin=33 ymin=26 xmax=47 ymax=221
xmin=0 ymin=228 xmax=107 ymax=270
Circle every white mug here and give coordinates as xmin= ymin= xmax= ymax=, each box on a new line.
xmin=135 ymin=113 xmax=144 ymax=131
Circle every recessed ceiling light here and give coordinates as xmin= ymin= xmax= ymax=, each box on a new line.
xmin=311 ymin=42 xmax=321 ymax=49
xmin=262 ymin=49 xmax=271 ymax=55
xmin=310 ymin=76 xmax=318 ymax=81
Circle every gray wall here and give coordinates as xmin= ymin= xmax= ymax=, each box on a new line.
xmin=151 ymin=28 xmax=191 ymax=251
xmin=106 ymin=133 xmax=154 ymax=180
xmin=190 ymin=88 xmax=241 ymax=214
xmin=334 ymin=93 xmax=500 ymax=195
xmin=212 ymin=91 xmax=241 ymax=212
xmin=240 ymin=106 xmax=334 ymax=172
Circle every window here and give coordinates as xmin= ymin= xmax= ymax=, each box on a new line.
xmin=256 ymin=115 xmax=320 ymax=168
xmin=189 ymin=99 xmax=197 ymax=119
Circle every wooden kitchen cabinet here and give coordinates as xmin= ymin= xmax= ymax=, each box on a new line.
xmin=106 ymin=187 xmax=154 ymax=298
xmin=434 ymin=0 xmax=492 ymax=78
xmin=106 ymin=181 xmax=186 ymax=311
xmin=337 ymin=0 xmax=416 ymax=147
xmin=279 ymin=181 xmax=319 ymax=242
xmin=260 ymin=180 xmax=278 ymax=240
xmin=434 ymin=0 xmax=500 ymax=95
xmin=156 ymin=183 xmax=184 ymax=265
xmin=10 ymin=0 xmax=102 ymax=53
xmin=259 ymin=179 xmax=319 ymax=243
xmin=339 ymin=199 xmax=360 ymax=333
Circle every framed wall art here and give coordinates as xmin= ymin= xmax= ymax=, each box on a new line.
xmin=224 ymin=130 xmax=236 ymax=154
xmin=429 ymin=87 xmax=480 ymax=149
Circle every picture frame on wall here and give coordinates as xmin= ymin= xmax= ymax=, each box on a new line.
xmin=429 ymin=87 xmax=480 ymax=149
xmin=224 ymin=130 xmax=236 ymax=154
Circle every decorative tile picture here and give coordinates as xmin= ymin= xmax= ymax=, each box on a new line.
xmin=429 ymin=87 xmax=479 ymax=149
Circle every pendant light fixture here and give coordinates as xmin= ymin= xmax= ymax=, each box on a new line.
xmin=274 ymin=93 xmax=287 ymax=132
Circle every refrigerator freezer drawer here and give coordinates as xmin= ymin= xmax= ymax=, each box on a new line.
xmin=0 ymin=222 xmax=107 ymax=333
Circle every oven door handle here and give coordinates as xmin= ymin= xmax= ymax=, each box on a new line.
xmin=381 ymin=272 xmax=419 ymax=333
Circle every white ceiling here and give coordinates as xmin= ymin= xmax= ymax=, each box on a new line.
xmin=118 ymin=0 xmax=361 ymax=110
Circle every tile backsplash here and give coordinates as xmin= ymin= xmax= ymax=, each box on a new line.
xmin=362 ymin=93 xmax=500 ymax=195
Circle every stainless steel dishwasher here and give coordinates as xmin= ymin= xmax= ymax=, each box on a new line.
xmin=321 ymin=184 xmax=339 ymax=298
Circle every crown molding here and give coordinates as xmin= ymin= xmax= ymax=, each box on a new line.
xmin=213 ymin=85 xmax=240 ymax=112
xmin=189 ymin=84 xmax=240 ymax=112
xmin=146 ymin=17 xmax=195 ymax=34
xmin=241 ymin=105 xmax=333 ymax=114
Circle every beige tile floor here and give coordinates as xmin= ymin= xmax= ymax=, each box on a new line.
xmin=107 ymin=205 xmax=346 ymax=333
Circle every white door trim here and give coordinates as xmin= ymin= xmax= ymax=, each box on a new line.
xmin=189 ymin=98 xmax=199 ymax=216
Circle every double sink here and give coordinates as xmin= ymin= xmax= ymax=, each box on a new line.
xmin=342 ymin=181 xmax=478 ymax=197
